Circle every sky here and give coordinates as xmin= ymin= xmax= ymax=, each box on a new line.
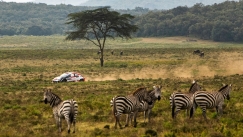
xmin=2 ymin=0 xmax=89 ymax=5
xmin=3 ymin=0 xmax=33 ymax=2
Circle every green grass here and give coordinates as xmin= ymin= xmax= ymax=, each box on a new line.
xmin=0 ymin=36 xmax=243 ymax=136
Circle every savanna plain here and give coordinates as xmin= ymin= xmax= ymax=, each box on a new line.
xmin=1 ymin=36 xmax=243 ymax=137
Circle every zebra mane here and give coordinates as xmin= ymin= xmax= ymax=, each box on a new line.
xmin=132 ymin=87 xmax=146 ymax=95
xmin=48 ymin=90 xmax=63 ymax=106
xmin=147 ymin=89 xmax=153 ymax=94
xmin=189 ymin=82 xmax=197 ymax=92
xmin=218 ymin=84 xmax=229 ymax=92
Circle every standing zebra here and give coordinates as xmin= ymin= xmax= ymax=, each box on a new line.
xmin=193 ymin=84 xmax=232 ymax=119
xmin=127 ymin=85 xmax=162 ymax=123
xmin=170 ymin=80 xmax=201 ymax=119
xmin=112 ymin=87 xmax=152 ymax=129
xmin=43 ymin=89 xmax=78 ymax=133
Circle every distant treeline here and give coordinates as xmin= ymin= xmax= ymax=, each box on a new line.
xmin=0 ymin=2 xmax=150 ymax=36
xmin=135 ymin=1 xmax=243 ymax=42
xmin=1 ymin=1 xmax=243 ymax=42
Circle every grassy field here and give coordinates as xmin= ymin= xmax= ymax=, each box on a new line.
xmin=0 ymin=36 xmax=243 ymax=137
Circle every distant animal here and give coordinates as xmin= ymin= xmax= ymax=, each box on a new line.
xmin=43 ymin=89 xmax=78 ymax=133
xmin=120 ymin=51 xmax=123 ymax=55
xmin=97 ymin=50 xmax=101 ymax=54
xmin=199 ymin=52 xmax=204 ymax=57
xmin=193 ymin=50 xmax=201 ymax=54
xmin=111 ymin=87 xmax=152 ymax=129
xmin=170 ymin=80 xmax=201 ymax=119
xmin=193 ymin=84 xmax=232 ymax=119
xmin=111 ymin=50 xmax=114 ymax=55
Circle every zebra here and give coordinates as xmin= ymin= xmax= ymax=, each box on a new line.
xmin=199 ymin=52 xmax=204 ymax=57
xmin=193 ymin=50 xmax=201 ymax=54
xmin=43 ymin=89 xmax=78 ymax=133
xmin=193 ymin=84 xmax=232 ymax=119
xmin=112 ymin=87 xmax=152 ymax=129
xmin=127 ymin=85 xmax=162 ymax=123
xmin=170 ymin=80 xmax=201 ymax=119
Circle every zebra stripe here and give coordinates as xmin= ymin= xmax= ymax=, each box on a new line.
xmin=127 ymin=85 xmax=162 ymax=123
xmin=43 ymin=89 xmax=78 ymax=133
xmin=112 ymin=87 xmax=152 ymax=129
xmin=170 ymin=80 xmax=201 ymax=119
xmin=193 ymin=84 xmax=231 ymax=119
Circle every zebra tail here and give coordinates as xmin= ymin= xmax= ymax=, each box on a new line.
xmin=189 ymin=107 xmax=194 ymax=118
xmin=190 ymin=94 xmax=197 ymax=118
xmin=171 ymin=93 xmax=176 ymax=119
xmin=112 ymin=96 xmax=117 ymax=117
xmin=69 ymin=99 xmax=75 ymax=124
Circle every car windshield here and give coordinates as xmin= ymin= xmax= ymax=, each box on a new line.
xmin=60 ymin=73 xmax=71 ymax=77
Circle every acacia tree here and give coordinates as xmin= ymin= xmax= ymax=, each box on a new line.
xmin=65 ymin=7 xmax=138 ymax=67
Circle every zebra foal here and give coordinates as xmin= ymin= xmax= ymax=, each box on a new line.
xmin=42 ymin=89 xmax=78 ymax=133
xmin=127 ymin=85 xmax=162 ymax=123
xmin=112 ymin=87 xmax=152 ymax=129
xmin=193 ymin=84 xmax=232 ymax=119
xmin=170 ymin=80 xmax=201 ymax=119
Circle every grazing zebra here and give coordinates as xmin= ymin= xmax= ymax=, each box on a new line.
xmin=112 ymin=87 xmax=152 ymax=129
xmin=43 ymin=89 xmax=78 ymax=133
xmin=193 ymin=84 xmax=232 ymax=119
xmin=170 ymin=80 xmax=201 ymax=119
xmin=199 ymin=52 xmax=204 ymax=57
xmin=193 ymin=50 xmax=201 ymax=54
xmin=127 ymin=85 xmax=162 ymax=123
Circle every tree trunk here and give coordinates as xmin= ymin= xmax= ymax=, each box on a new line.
xmin=100 ymin=57 xmax=104 ymax=67
xmin=100 ymin=49 xmax=104 ymax=67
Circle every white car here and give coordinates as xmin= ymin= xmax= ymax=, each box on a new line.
xmin=52 ymin=72 xmax=85 ymax=83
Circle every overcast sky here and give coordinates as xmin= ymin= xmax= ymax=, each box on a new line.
xmin=2 ymin=0 xmax=88 ymax=5
xmin=4 ymin=0 xmax=33 ymax=2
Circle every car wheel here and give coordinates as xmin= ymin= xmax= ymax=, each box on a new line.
xmin=62 ymin=79 xmax=67 ymax=82
xmin=80 ymin=79 xmax=84 ymax=82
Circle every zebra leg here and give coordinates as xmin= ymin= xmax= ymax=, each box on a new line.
xmin=58 ymin=117 xmax=62 ymax=133
xmin=133 ymin=111 xmax=138 ymax=127
xmin=143 ymin=111 xmax=147 ymax=123
xmin=114 ymin=115 xmax=118 ymax=129
xmin=173 ymin=109 xmax=180 ymax=119
xmin=147 ymin=109 xmax=151 ymax=123
xmin=72 ymin=120 xmax=76 ymax=133
xmin=117 ymin=115 xmax=122 ymax=129
xmin=202 ymin=108 xmax=207 ymax=119
xmin=125 ymin=114 xmax=130 ymax=127
xmin=65 ymin=118 xmax=71 ymax=134
xmin=115 ymin=114 xmax=122 ymax=129
xmin=217 ymin=104 xmax=223 ymax=117
xmin=216 ymin=106 xmax=219 ymax=114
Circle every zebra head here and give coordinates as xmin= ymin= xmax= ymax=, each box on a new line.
xmin=43 ymin=89 xmax=62 ymax=106
xmin=152 ymin=85 xmax=162 ymax=101
xmin=43 ymin=89 xmax=52 ymax=104
xmin=189 ymin=80 xmax=202 ymax=93
xmin=219 ymin=84 xmax=232 ymax=100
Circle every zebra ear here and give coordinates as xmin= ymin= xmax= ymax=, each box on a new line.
xmin=192 ymin=80 xmax=196 ymax=84
xmin=153 ymin=86 xmax=156 ymax=89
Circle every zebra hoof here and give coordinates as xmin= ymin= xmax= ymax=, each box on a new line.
xmin=68 ymin=130 xmax=70 ymax=134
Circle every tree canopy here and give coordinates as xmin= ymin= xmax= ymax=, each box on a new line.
xmin=65 ymin=7 xmax=138 ymax=66
xmin=1 ymin=1 xmax=243 ymax=42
